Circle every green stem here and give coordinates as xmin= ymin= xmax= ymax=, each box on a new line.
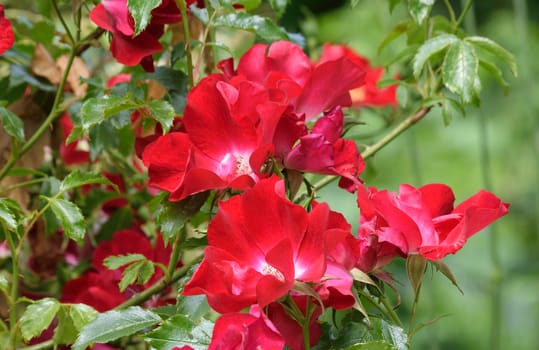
xmin=6 ymin=230 xmax=19 ymax=350
xmin=356 ymin=288 xmax=402 ymax=327
xmin=16 ymin=192 xmax=62 ymax=256
xmin=0 ymin=177 xmax=47 ymax=195
xmin=313 ymin=106 xmax=432 ymax=191
xmin=379 ymin=294 xmax=404 ymax=329
xmin=201 ymin=0 xmax=218 ymax=73
xmin=302 ymin=296 xmax=312 ymax=350
xmin=408 ymin=282 xmax=422 ymax=339
xmin=52 ymin=0 xmax=75 ymax=45
xmin=176 ymin=0 xmax=194 ymax=89
xmin=165 ymin=226 xmax=186 ymax=283
xmin=455 ymin=0 xmax=473 ymax=29
xmin=443 ymin=0 xmax=457 ymax=26
xmin=0 ymin=46 xmax=78 ymax=181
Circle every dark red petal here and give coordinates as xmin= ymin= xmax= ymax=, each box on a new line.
xmin=241 ymin=176 xmax=309 ymax=253
xmin=420 ymin=190 xmax=509 ymax=260
xmin=151 ymin=0 xmax=182 ymax=25
xmin=296 ymin=57 xmax=365 ymax=120
xmin=418 ymin=183 xmax=456 ymax=217
xmin=143 ymin=132 xmax=192 ymax=193
xmin=99 ymin=0 xmax=134 ymax=35
xmin=295 ymin=203 xmax=329 ymax=282
xmin=170 ymin=168 xmax=227 ymax=201
xmin=61 ymin=271 xmax=126 ymax=312
xmin=109 ymin=28 xmax=163 ymax=66
xmin=237 ymin=41 xmax=312 ymax=87
xmin=0 ymin=10 xmax=15 ymax=55
xmin=371 ymin=188 xmax=423 ymax=253
xmin=318 ymin=261 xmax=355 ymax=310
xmin=184 ymin=76 xmax=259 ymax=160
xmin=89 ymin=4 xmax=116 ymax=32
xmin=183 ymin=247 xmax=261 ymax=313
xmin=311 ymin=106 xmax=344 ymax=143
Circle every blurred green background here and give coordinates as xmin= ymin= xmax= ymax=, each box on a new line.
xmin=289 ymin=1 xmax=538 ymax=349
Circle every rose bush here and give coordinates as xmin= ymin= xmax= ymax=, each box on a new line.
xmin=0 ymin=1 xmax=516 ymax=349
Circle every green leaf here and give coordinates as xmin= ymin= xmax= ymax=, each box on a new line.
xmin=351 ymin=0 xmax=360 ymax=8
xmin=147 ymin=100 xmax=175 ymax=133
xmin=176 ymin=295 xmax=210 ymax=322
xmin=118 ymin=261 xmax=142 ymax=292
xmin=269 ymin=0 xmax=289 ymax=17
xmin=45 ymin=198 xmax=85 ymax=243
xmin=155 ymin=199 xmax=186 ymax=243
xmin=138 ymin=260 xmax=155 ymax=285
xmin=292 ymin=281 xmax=324 ymax=310
xmin=0 ymin=107 xmax=25 ymax=142
xmin=350 ymin=267 xmax=377 ymax=286
xmin=413 ymin=34 xmax=459 ymax=78
xmin=189 ymin=6 xmax=209 ymax=24
xmin=41 ymin=177 xmax=62 ymax=197
xmin=144 ymin=314 xmax=213 ymax=350
xmin=389 ymin=0 xmax=401 ymax=12
xmin=212 ymin=12 xmax=289 ymax=42
xmin=378 ymin=20 xmax=412 ymax=55
xmin=180 ymin=237 xmax=208 ymax=250
xmin=149 ymin=67 xmax=188 ymax=114
xmin=89 ymin=122 xmax=118 ymax=160
xmin=52 ymin=304 xmax=99 ymax=345
xmin=72 ymin=306 xmax=161 ymax=350
xmin=430 ymin=260 xmax=463 ymax=294
xmin=479 ymin=59 xmax=509 ymax=93
xmin=406 ymin=255 xmax=427 ymax=297
xmin=69 ymin=304 xmax=99 ymax=331
xmin=66 ymin=125 xmax=84 ymax=145
xmin=408 ymin=0 xmax=434 ymax=24
xmin=54 ymin=307 xmax=78 ymax=345
xmin=235 ymin=0 xmax=262 ymax=11
xmin=20 ymin=298 xmax=60 ymax=341
xmin=0 ymin=202 xmax=17 ymax=230
xmin=441 ymin=97 xmax=464 ymax=126
xmin=442 ymin=40 xmax=479 ymax=104
xmin=378 ymin=320 xmax=408 ymax=350
xmin=345 ymin=341 xmax=398 ymax=350
xmin=54 ymin=304 xmax=99 ymax=346
xmin=104 ymin=253 xmax=147 ymax=270
xmin=319 ymin=321 xmax=369 ymax=349
xmin=118 ymin=260 xmax=155 ymax=292
xmin=60 ymin=170 xmax=117 ymax=192
xmin=396 ymin=85 xmax=409 ymax=108
xmin=10 ymin=65 xmax=56 ymax=91
xmin=465 ymin=36 xmax=517 ymax=77
xmin=313 ymin=318 xmax=408 ymax=350
xmin=128 ymin=0 xmax=162 ymax=36
xmin=80 ymin=95 xmax=134 ymax=131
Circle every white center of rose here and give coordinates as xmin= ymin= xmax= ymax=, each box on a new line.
xmin=234 ymin=155 xmax=251 ymax=176
xmin=261 ymin=263 xmax=285 ymax=282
